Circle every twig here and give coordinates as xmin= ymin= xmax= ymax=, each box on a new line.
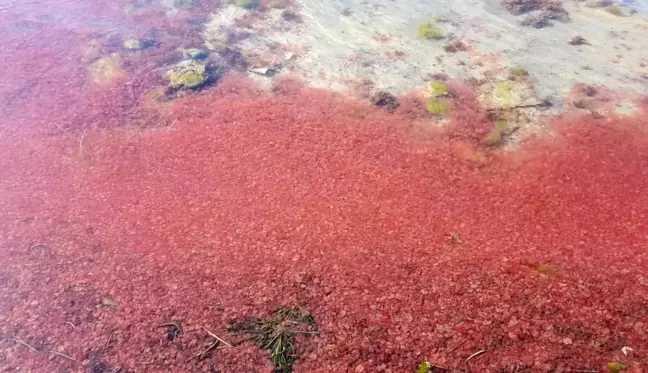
xmin=291 ymin=330 xmax=320 ymax=335
xmin=167 ymin=119 xmax=177 ymax=131
xmin=486 ymin=101 xmax=550 ymax=111
xmin=66 ymin=321 xmax=77 ymax=329
xmin=79 ymin=129 xmax=87 ymax=155
xmin=465 ymin=349 xmax=486 ymax=362
xmin=194 ymin=340 xmax=219 ymax=360
xmin=51 ymin=350 xmax=78 ymax=362
xmin=105 ymin=330 xmax=115 ymax=348
xmin=204 ymin=327 xmax=232 ymax=347
xmin=14 ymin=339 xmax=39 ymax=353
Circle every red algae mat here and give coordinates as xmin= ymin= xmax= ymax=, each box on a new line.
xmin=1 ymin=2 xmax=648 ymax=373
xmin=1 ymin=80 xmax=648 ymax=373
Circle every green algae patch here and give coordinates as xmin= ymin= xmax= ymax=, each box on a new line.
xmin=426 ymin=99 xmax=449 ymax=116
xmin=166 ymin=60 xmax=207 ymax=89
xmin=493 ymin=81 xmax=527 ymax=107
xmin=417 ymin=17 xmax=445 ymax=40
xmin=495 ymin=81 xmax=515 ymax=104
xmin=508 ymin=67 xmax=528 ymax=77
xmin=416 ymin=362 xmax=432 ymax=373
xmin=427 ymin=81 xmax=449 ymax=98
xmin=607 ymin=362 xmax=627 ymax=373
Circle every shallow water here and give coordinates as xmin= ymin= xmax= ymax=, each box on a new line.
xmin=1 ymin=1 xmax=647 ymax=373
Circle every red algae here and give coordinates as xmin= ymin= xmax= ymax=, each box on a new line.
xmin=1 ymin=2 xmax=648 ymax=373
xmin=1 ymin=76 xmax=648 ymax=372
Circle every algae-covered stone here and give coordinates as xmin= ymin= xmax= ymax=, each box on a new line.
xmin=88 ymin=53 xmax=126 ymax=85
xmin=426 ymin=81 xmax=449 ymax=98
xmin=166 ymin=60 xmax=207 ymax=89
xmin=607 ymin=362 xmax=627 ymax=373
xmin=416 ymin=362 xmax=432 ymax=373
xmin=426 ymin=99 xmax=449 ymax=116
xmin=508 ymin=67 xmax=528 ymax=77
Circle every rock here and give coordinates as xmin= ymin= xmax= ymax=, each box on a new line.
xmin=182 ymin=48 xmax=209 ymax=60
xmin=100 ymin=298 xmax=118 ymax=307
xmin=88 ymin=53 xmax=126 ymax=85
xmin=166 ymin=60 xmax=207 ymax=89
xmin=122 ymin=38 xmax=141 ymax=51
xmin=249 ymin=66 xmax=276 ymax=77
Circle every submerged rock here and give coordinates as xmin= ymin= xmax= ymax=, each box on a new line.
xmin=88 ymin=53 xmax=126 ymax=85
xmin=182 ymin=48 xmax=209 ymax=60
xmin=123 ymin=38 xmax=142 ymax=51
xmin=166 ymin=60 xmax=207 ymax=89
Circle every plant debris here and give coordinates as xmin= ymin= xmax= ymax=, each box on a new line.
xmin=159 ymin=322 xmax=183 ymax=341
xmin=281 ymin=10 xmax=302 ymax=22
xmin=502 ymin=0 xmax=569 ymax=28
xmin=444 ymin=40 xmax=467 ymax=53
xmin=228 ymin=307 xmax=318 ymax=373
xmin=568 ymin=36 xmax=589 ymax=46
xmin=370 ymin=91 xmax=400 ymax=112
xmin=194 ymin=328 xmax=231 ymax=360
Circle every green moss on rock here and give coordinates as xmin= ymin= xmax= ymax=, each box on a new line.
xmin=427 ymin=81 xmax=449 ymax=97
xmin=495 ymin=81 xmax=515 ymax=105
xmin=426 ymin=99 xmax=448 ymax=116
xmin=607 ymin=362 xmax=627 ymax=373
xmin=416 ymin=362 xmax=431 ymax=373
xmin=508 ymin=67 xmax=528 ymax=76
xmin=166 ymin=60 xmax=207 ymax=89
xmin=427 ymin=81 xmax=450 ymax=97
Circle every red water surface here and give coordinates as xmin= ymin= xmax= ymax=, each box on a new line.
xmin=1 ymin=1 xmax=648 ymax=373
